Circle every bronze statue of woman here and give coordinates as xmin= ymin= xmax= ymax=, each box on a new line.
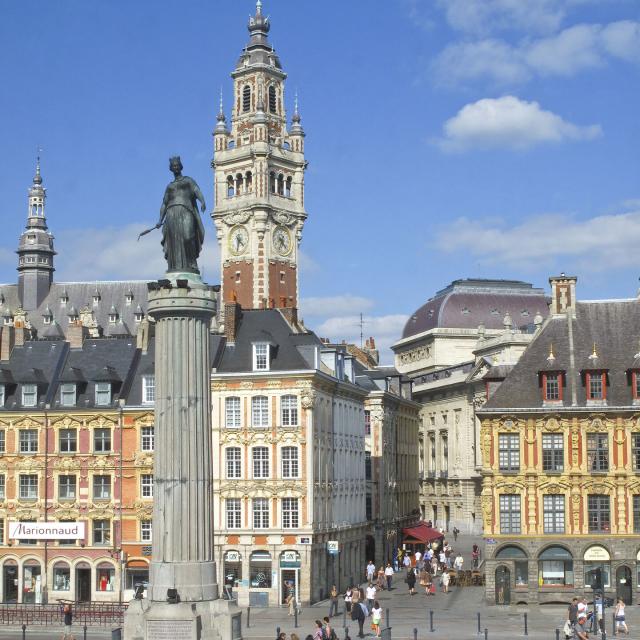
xmin=156 ymin=156 xmax=207 ymax=274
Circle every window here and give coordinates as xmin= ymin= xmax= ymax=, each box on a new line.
xmin=95 ymin=382 xmax=111 ymax=406
xmin=281 ymin=395 xmax=298 ymax=426
xmin=0 ymin=474 xmax=5 ymax=499
xmin=544 ymin=373 xmax=561 ymax=401
xmin=543 ymin=494 xmax=565 ymax=534
xmin=633 ymin=495 xmax=640 ymax=533
xmin=282 ymin=498 xmax=299 ymax=528
xmin=429 ymin=434 xmax=436 ymax=472
xmin=252 ymin=446 xmax=269 ymax=478
xmin=365 ymin=451 xmax=372 ymax=481
xmin=141 ymin=426 xmax=154 ymax=451
xmin=242 ymin=85 xmax=251 ymax=112
xmin=94 ymin=428 xmax=111 ymax=453
xmin=632 ymin=434 xmax=640 ymax=471
xmin=226 ymin=498 xmax=241 ymax=528
xmin=364 ymin=410 xmax=371 ymax=435
xmin=22 ymin=384 xmax=37 ymax=407
xmin=442 ymin=435 xmax=448 ymax=473
xmin=225 ymin=397 xmax=241 ymax=428
xmin=249 ymin=551 xmax=272 ymax=587
xmin=253 ymin=498 xmax=270 ymax=528
xmin=253 ymin=343 xmax=269 ymax=371
xmin=498 ymin=434 xmax=519 ymax=471
xmin=252 ymin=396 xmax=269 ymax=427
xmin=19 ymin=474 xmax=38 ymax=500
xmin=0 ymin=519 xmax=3 ymax=545
xmin=142 ymin=376 xmax=155 ymax=404
xmin=542 ymin=433 xmax=563 ymax=472
xmin=499 ymin=494 xmax=521 ymax=534
xmin=141 ymin=520 xmax=152 ymax=541
xmin=93 ymin=519 xmax=111 ymax=545
xmin=588 ymin=494 xmax=610 ymax=533
xmin=58 ymin=519 xmax=77 ymax=546
xmin=19 ymin=429 xmax=38 ymax=453
xmin=53 ymin=563 xmax=71 ymax=591
xmin=0 ymin=385 xmax=4 ymax=407
xmin=226 ymin=447 xmax=242 ymax=479
xmin=0 ymin=429 xmax=5 ymax=453
xmin=366 ymin=495 xmax=373 ymax=520
xmin=96 ymin=565 xmax=115 ymax=591
xmin=587 ymin=433 xmax=608 ymax=472
xmin=60 ymin=383 xmax=76 ymax=407
xmin=93 ymin=475 xmax=111 ymax=500
xmin=538 ymin=546 xmax=574 ymax=586
xmin=281 ymin=446 xmax=299 ymax=478
xmin=584 ymin=561 xmax=611 ymax=588
xmin=59 ymin=475 xmax=76 ymax=500
xmin=587 ymin=372 xmax=605 ymax=400
xmin=59 ymin=429 xmax=77 ymax=453
xmin=268 ymin=85 xmax=277 ymax=113
xmin=141 ymin=474 xmax=153 ymax=498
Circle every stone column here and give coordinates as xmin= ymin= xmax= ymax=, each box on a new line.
xmin=147 ymin=280 xmax=217 ymax=602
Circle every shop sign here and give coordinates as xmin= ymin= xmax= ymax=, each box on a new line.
xmin=225 ymin=551 xmax=241 ymax=563
xmin=9 ymin=521 xmax=85 ymax=540
xmin=280 ymin=551 xmax=301 ymax=568
xmin=584 ymin=546 xmax=610 ymax=561
xmin=327 ymin=540 xmax=339 ymax=555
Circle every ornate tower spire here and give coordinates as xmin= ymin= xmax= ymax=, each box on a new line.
xmin=17 ymin=157 xmax=56 ymax=311
xmin=212 ymin=2 xmax=308 ymax=310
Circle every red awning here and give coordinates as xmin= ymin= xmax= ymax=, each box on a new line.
xmin=402 ymin=523 xmax=444 ymax=543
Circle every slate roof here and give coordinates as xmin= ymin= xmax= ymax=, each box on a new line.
xmin=482 ymin=299 xmax=640 ymax=410
xmin=401 ymin=279 xmax=549 ymax=340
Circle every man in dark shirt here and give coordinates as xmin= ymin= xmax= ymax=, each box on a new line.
xmin=62 ymin=603 xmax=74 ymax=640
xmin=568 ymin=598 xmax=578 ymax=625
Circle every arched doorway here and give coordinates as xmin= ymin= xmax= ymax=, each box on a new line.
xmin=495 ymin=566 xmax=510 ymax=605
xmin=2 ymin=561 xmax=18 ymax=603
xmin=616 ymin=566 xmax=632 ymax=605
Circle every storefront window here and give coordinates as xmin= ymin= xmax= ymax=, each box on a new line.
xmin=538 ymin=546 xmax=573 ymax=586
xmin=249 ymin=551 xmax=272 ymax=588
xmin=515 ymin=561 xmax=528 ymax=586
xmin=125 ymin=567 xmax=149 ymax=591
xmin=224 ymin=551 xmax=242 ymax=588
xmin=584 ymin=545 xmax=611 ymax=588
xmin=96 ymin=564 xmax=115 ymax=592
xmin=22 ymin=562 xmax=42 ymax=603
xmin=53 ymin=563 xmax=71 ymax=591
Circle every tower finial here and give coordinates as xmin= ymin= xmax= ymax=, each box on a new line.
xmin=292 ymin=90 xmax=301 ymax=123
xmin=217 ymin=86 xmax=226 ymax=122
xmin=256 ymin=0 xmax=262 ymax=15
xmin=33 ymin=146 xmax=43 ymax=185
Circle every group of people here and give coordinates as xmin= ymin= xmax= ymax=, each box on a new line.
xmin=565 ymin=595 xmax=629 ymax=639
xmin=345 ymin=587 xmax=383 ymax=638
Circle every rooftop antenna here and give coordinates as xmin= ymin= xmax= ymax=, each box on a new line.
xmin=355 ymin=312 xmax=367 ymax=348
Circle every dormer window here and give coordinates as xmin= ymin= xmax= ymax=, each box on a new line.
xmin=3 ymin=315 xmax=12 ymax=326
xmin=108 ymin=311 xmax=119 ymax=324
xmin=134 ymin=311 xmax=144 ymax=323
xmin=93 ymin=293 xmax=101 ymax=305
xmin=585 ymin=371 xmax=607 ymax=401
xmin=27 ymin=234 xmax=36 ymax=244
xmin=60 ymin=383 xmax=76 ymax=407
xmin=95 ymin=382 xmax=112 ymax=406
xmin=43 ymin=315 xmax=51 ymax=325
xmin=22 ymin=384 xmax=37 ymax=407
xmin=68 ymin=314 xmax=78 ymax=324
xmin=125 ymin=292 xmax=134 ymax=305
xmin=253 ymin=343 xmax=270 ymax=371
xmin=60 ymin=293 xmax=69 ymax=305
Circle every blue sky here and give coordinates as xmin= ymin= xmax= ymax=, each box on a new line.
xmin=1 ymin=1 xmax=638 ymax=361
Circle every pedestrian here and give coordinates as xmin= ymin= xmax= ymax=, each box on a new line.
xmin=351 ymin=586 xmax=360 ymax=606
xmin=344 ymin=586 xmax=353 ymax=613
xmin=324 ymin=616 xmax=337 ymax=640
xmin=384 ymin=562 xmax=394 ymax=590
xmin=414 ymin=549 xmax=422 ymax=567
xmin=441 ymin=569 xmax=450 ymax=594
xmin=366 ymin=582 xmax=376 ymax=611
xmin=329 ymin=584 xmax=339 ymax=617
xmin=291 ymin=634 xmax=300 ymax=640
xmin=471 ymin=544 xmax=480 ymax=569
xmin=351 ymin=601 xmax=366 ymax=638
xmin=453 ymin=553 xmax=463 ymax=572
xmin=371 ymin=600 xmax=382 ymax=638
xmin=573 ymin=614 xmax=589 ymax=640
xmin=278 ymin=633 xmax=287 ymax=640
xmin=430 ymin=555 xmax=439 ymax=576
xmin=61 ymin=603 xmax=75 ymax=640
xmin=403 ymin=553 xmax=411 ymax=570
xmin=577 ymin=596 xmax=588 ymax=619
xmin=567 ymin=597 xmax=578 ymax=627
xmin=452 ymin=526 xmax=459 ymax=541
xmin=615 ymin=597 xmax=629 ymax=635
xmin=287 ymin=591 xmax=296 ymax=616
xmin=438 ymin=549 xmax=446 ymax=570
xmin=366 ymin=560 xmax=376 ymax=582
xmin=376 ymin=566 xmax=385 ymax=590
xmin=406 ymin=568 xmax=416 ymax=596
xmin=393 ymin=548 xmax=399 ymax=572
xmin=313 ymin=620 xmax=324 ymax=640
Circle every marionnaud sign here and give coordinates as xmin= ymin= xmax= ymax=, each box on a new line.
xmin=9 ymin=522 xmax=85 ymax=540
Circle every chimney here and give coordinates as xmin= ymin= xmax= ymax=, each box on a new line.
xmin=363 ymin=336 xmax=380 ymax=366
xmin=67 ymin=321 xmax=88 ymax=349
xmin=224 ymin=302 xmax=241 ymax=342
xmin=0 ymin=326 xmax=15 ymax=362
xmin=280 ymin=306 xmax=298 ymax=328
xmin=549 ymin=274 xmax=577 ymax=315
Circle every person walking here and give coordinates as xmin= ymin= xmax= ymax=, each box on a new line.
xmin=351 ymin=601 xmax=366 ymax=638
xmin=403 ymin=553 xmax=411 ymax=570
xmin=471 ymin=544 xmax=480 ymax=569
xmin=376 ymin=566 xmax=385 ymax=591
xmin=573 ymin=614 xmax=589 ymax=640
xmin=366 ymin=560 xmax=376 ymax=583
xmin=61 ymin=603 xmax=75 ymax=640
xmin=344 ymin=586 xmax=353 ymax=614
xmin=453 ymin=553 xmax=463 ymax=572
xmin=313 ymin=620 xmax=324 ymax=640
xmin=323 ymin=616 xmax=337 ymax=640
xmin=414 ymin=550 xmax=422 ymax=567
xmin=351 ymin=586 xmax=360 ymax=606
xmin=329 ymin=585 xmax=339 ymax=617
xmin=406 ymin=568 xmax=416 ymax=596
xmin=371 ymin=600 xmax=382 ymax=638
xmin=366 ymin=582 xmax=376 ymax=611
xmin=567 ymin=597 xmax=578 ymax=627
xmin=452 ymin=526 xmax=459 ymax=541
xmin=615 ymin=597 xmax=629 ymax=635
xmin=287 ymin=591 xmax=296 ymax=616
xmin=441 ymin=569 xmax=450 ymax=594
xmin=384 ymin=563 xmax=394 ymax=590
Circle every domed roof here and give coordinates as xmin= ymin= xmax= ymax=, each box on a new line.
xmin=235 ymin=1 xmax=282 ymax=71
xmin=402 ymin=279 xmax=549 ymax=339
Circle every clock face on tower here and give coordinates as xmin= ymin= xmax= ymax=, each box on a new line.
xmin=272 ymin=226 xmax=292 ymax=256
xmin=229 ymin=225 xmax=249 ymax=256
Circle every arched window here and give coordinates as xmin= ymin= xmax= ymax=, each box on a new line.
xmin=227 ymin=176 xmax=235 ymax=198
xmin=242 ymin=86 xmax=251 ymax=113
xmin=96 ymin=562 xmax=116 ymax=592
xmin=285 ymin=176 xmax=292 ymax=198
xmin=235 ymin=173 xmax=243 ymax=195
xmin=53 ymin=562 xmax=71 ymax=591
xmin=538 ymin=546 xmax=573 ymax=586
xmin=245 ymin=171 xmax=253 ymax=193
xmin=268 ymin=85 xmax=277 ymax=114
xmin=496 ymin=545 xmax=528 ymax=586
xmin=269 ymin=172 xmax=276 ymax=194
xmin=277 ymin=174 xmax=284 ymax=196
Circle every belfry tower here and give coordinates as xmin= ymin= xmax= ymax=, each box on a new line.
xmin=212 ymin=1 xmax=307 ymax=310
xmin=17 ymin=158 xmax=56 ymax=311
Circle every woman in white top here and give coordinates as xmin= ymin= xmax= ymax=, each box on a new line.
xmin=371 ymin=600 xmax=382 ymax=638
xmin=614 ymin=597 xmax=629 ymax=635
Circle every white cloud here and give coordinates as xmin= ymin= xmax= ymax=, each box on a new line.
xmin=55 ymin=223 xmax=220 ymax=282
xmin=301 ymin=294 xmax=374 ymax=317
xmin=432 ymin=20 xmax=640 ymax=85
xmin=434 ymin=208 xmax=640 ymax=270
xmin=436 ymin=96 xmax=602 ymax=152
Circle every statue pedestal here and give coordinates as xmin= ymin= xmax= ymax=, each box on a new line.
xmin=123 ymin=276 xmax=241 ymax=639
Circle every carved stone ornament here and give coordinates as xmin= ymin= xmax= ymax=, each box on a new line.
xmin=399 ymin=346 xmax=431 ymax=365
xmin=51 ymin=416 xmax=82 ymax=429
xmin=88 ymin=456 xmax=114 ymax=470
xmin=571 ymin=493 xmax=581 ymax=530
xmin=301 ymin=391 xmax=316 ymax=409
xmin=496 ymin=483 xmax=522 ymax=493
xmin=545 ymin=418 xmax=561 ymax=431
xmin=55 ymin=506 xmax=80 ymax=520
xmin=87 ymin=504 xmax=115 ymax=518
xmin=134 ymin=452 xmax=154 ymax=468
xmin=239 ymin=381 xmax=254 ymax=390
xmin=571 ymin=427 xmax=580 ymax=466
xmin=480 ymin=428 xmax=492 ymax=467
xmin=133 ymin=413 xmax=155 ymax=428
xmin=16 ymin=458 xmax=42 ymax=471
xmin=133 ymin=500 xmax=153 ymax=518
xmin=87 ymin=415 xmax=116 ymax=429
xmin=15 ymin=508 xmax=39 ymax=521
xmin=224 ymin=210 xmax=252 ymax=226
xmin=272 ymin=211 xmax=293 ymax=226
xmin=14 ymin=417 xmax=43 ymax=429
xmin=53 ymin=457 xmax=81 ymax=472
